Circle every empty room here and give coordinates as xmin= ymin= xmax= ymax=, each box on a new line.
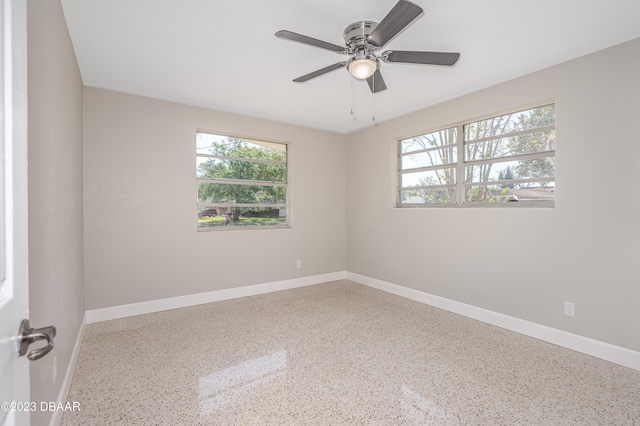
xmin=2 ymin=0 xmax=640 ymax=425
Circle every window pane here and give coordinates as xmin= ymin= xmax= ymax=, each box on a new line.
xmin=198 ymin=207 xmax=287 ymax=228
xmin=465 ymin=158 xmax=554 ymax=183
xmin=465 ymin=182 xmax=554 ymax=203
xmin=198 ymin=182 xmax=286 ymax=205
xmin=464 ymin=130 xmax=555 ymax=162
xmin=465 ymin=104 xmax=555 ymax=141
xmin=197 ymin=156 xmax=286 ymax=182
xmin=401 ymin=147 xmax=457 ymax=170
xmin=400 ymin=168 xmax=455 ymax=188
xmin=397 ymin=103 xmax=555 ymax=208
xmin=508 ymin=184 xmax=555 ymax=202
xmin=400 ymin=188 xmax=456 ymax=204
xmin=400 ymin=127 xmax=457 ymax=154
xmin=197 ymin=131 xmax=289 ymax=230
xmin=196 ymin=133 xmax=286 ymax=161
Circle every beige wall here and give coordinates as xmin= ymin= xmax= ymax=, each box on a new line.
xmin=27 ymin=0 xmax=85 ymax=424
xmin=346 ymin=38 xmax=640 ymax=352
xmin=83 ymin=88 xmax=347 ymax=310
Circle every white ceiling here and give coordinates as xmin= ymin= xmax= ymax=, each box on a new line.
xmin=61 ymin=0 xmax=640 ymax=134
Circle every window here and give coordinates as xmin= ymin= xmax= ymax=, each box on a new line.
xmin=196 ymin=132 xmax=288 ymax=230
xmin=398 ymin=103 xmax=555 ymax=207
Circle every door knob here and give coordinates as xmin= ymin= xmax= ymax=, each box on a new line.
xmin=17 ymin=319 xmax=56 ymax=361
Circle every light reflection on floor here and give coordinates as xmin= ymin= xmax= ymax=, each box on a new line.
xmin=199 ymin=350 xmax=287 ymax=416
xmin=401 ymin=384 xmax=448 ymax=424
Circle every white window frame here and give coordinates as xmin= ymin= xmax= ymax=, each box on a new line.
xmin=196 ymin=131 xmax=289 ymax=231
xmin=397 ymin=101 xmax=555 ymax=208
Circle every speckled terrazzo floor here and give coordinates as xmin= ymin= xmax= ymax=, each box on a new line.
xmin=63 ymin=280 xmax=640 ymax=425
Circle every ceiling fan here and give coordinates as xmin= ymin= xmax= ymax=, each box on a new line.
xmin=275 ymin=0 xmax=460 ymax=93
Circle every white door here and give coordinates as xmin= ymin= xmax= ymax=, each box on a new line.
xmin=0 ymin=1 xmax=31 ymax=425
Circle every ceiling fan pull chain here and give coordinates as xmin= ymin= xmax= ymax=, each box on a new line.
xmin=372 ymin=77 xmax=376 ymax=122
xmin=350 ymin=77 xmax=355 ymax=116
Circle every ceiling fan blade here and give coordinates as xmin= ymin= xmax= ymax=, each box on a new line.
xmin=293 ymin=62 xmax=347 ymax=83
xmin=275 ymin=30 xmax=346 ymax=53
xmin=366 ymin=69 xmax=388 ymax=93
xmin=367 ymin=0 xmax=423 ymax=48
xmin=382 ymin=50 xmax=460 ymax=66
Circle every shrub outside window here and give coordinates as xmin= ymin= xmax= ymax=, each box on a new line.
xmin=398 ymin=103 xmax=555 ymax=207
xmin=197 ymin=132 xmax=288 ymax=230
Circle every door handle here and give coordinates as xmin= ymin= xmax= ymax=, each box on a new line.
xmin=17 ymin=319 xmax=57 ymax=361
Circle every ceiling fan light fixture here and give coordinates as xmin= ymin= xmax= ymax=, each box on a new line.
xmin=348 ymin=50 xmax=378 ymax=80
xmin=348 ymin=58 xmax=377 ymax=79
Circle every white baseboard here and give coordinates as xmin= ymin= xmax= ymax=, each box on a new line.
xmin=50 ymin=312 xmax=86 ymax=426
xmin=86 ymin=271 xmax=347 ymax=324
xmin=347 ymin=272 xmax=640 ymax=371
xmin=82 ymin=270 xmax=639 ymax=371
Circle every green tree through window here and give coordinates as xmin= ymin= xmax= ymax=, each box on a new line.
xmin=197 ymin=133 xmax=288 ymax=228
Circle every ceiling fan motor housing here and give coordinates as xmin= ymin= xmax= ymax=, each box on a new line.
xmin=343 ymin=21 xmax=379 ymax=53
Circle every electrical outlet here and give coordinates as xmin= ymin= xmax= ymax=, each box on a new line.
xmin=296 ymin=260 xmax=302 ymax=269
xmin=564 ymin=301 xmax=575 ymax=317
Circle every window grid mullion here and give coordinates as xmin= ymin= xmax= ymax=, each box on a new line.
xmin=196 ymin=153 xmax=286 ymax=166
xmin=399 ymin=163 xmax=456 ymax=175
xmin=464 ymin=176 xmax=555 ymax=187
xmin=463 ymin=124 xmax=555 ymax=145
xmin=400 ymin=183 xmax=456 ymax=191
xmin=397 ymin=139 xmax=402 ymax=205
xmin=456 ymin=124 xmax=465 ymax=205
xmin=197 ymin=177 xmax=287 ymax=187
xmin=463 ymin=150 xmax=555 ymax=167
xmin=198 ymin=202 xmax=287 ymax=209
xmin=400 ymin=143 xmax=458 ymax=158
